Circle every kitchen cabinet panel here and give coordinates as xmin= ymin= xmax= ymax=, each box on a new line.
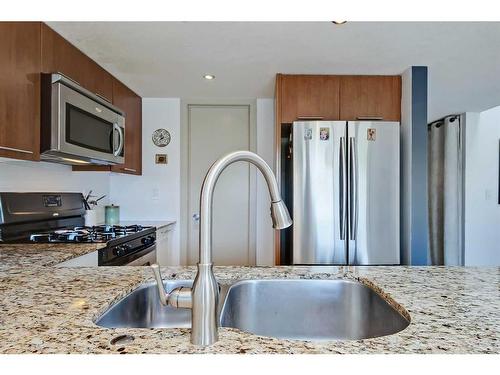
xmin=0 ymin=22 xmax=41 ymax=161
xmin=340 ymin=75 xmax=401 ymax=121
xmin=279 ymin=74 xmax=340 ymax=123
xmin=41 ymin=23 xmax=113 ymax=102
xmin=110 ymin=79 xmax=142 ymax=175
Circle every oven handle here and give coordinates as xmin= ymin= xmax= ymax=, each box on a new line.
xmin=113 ymin=123 xmax=124 ymax=157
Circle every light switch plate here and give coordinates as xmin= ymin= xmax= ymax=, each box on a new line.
xmin=155 ymin=154 xmax=168 ymax=164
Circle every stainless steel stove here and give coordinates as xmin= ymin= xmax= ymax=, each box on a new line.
xmin=0 ymin=192 xmax=156 ymax=266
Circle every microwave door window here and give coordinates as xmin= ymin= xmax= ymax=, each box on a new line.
xmin=65 ymin=104 xmax=114 ymax=154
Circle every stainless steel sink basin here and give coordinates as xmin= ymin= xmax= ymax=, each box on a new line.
xmin=96 ymin=278 xmax=409 ymax=341
xmin=96 ymin=280 xmax=194 ymax=328
xmin=219 ymin=279 xmax=409 ymax=341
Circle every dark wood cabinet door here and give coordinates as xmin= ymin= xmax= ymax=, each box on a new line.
xmin=41 ymin=23 xmax=113 ymax=102
xmin=0 ymin=22 xmax=41 ymax=161
xmin=280 ymin=75 xmax=340 ymax=123
xmin=110 ymin=79 xmax=142 ymax=175
xmin=340 ymin=75 xmax=401 ymax=121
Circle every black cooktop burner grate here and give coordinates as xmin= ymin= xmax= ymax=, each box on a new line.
xmin=29 ymin=225 xmax=149 ymax=243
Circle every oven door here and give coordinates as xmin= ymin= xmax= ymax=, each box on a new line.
xmin=101 ymin=243 xmax=157 ymax=266
xmin=126 ymin=247 xmax=157 ymax=266
xmin=52 ymin=82 xmax=125 ymax=165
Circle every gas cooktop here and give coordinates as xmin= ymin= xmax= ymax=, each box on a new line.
xmin=0 ymin=193 xmax=158 ymax=266
xmin=29 ymin=224 xmax=150 ymax=243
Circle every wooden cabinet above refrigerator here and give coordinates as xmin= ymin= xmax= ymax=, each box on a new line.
xmin=275 ymin=74 xmax=401 ymax=124
xmin=278 ymin=75 xmax=340 ymax=123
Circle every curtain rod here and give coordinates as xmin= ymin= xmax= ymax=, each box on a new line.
xmin=428 ymin=114 xmax=461 ymax=127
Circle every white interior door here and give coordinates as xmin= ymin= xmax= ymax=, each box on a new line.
xmin=188 ymin=105 xmax=254 ymax=266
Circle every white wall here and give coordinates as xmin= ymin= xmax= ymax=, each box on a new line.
xmin=464 ymin=109 xmax=500 ymax=266
xmin=255 ymin=99 xmax=276 ymax=265
xmin=0 ymin=158 xmax=110 ymax=219
xmin=109 ymin=98 xmax=181 ymax=264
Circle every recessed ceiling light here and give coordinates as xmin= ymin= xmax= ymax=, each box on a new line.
xmin=203 ymin=74 xmax=215 ymax=80
xmin=331 ymin=21 xmax=347 ymax=25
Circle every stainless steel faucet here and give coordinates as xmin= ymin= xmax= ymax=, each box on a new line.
xmin=151 ymin=150 xmax=292 ymax=346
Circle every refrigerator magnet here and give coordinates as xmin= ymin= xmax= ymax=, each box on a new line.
xmin=319 ymin=127 xmax=329 ymax=140
xmin=367 ymin=128 xmax=376 ymax=141
xmin=304 ymin=128 xmax=313 ymax=140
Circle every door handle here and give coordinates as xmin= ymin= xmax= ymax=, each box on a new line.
xmin=349 ymin=137 xmax=357 ymax=241
xmin=0 ymin=145 xmax=34 ymax=154
xmin=113 ymin=124 xmax=124 ymax=157
xmin=297 ymin=115 xmax=324 ymax=120
xmin=339 ymin=137 xmax=346 ymax=240
xmin=356 ymin=116 xmax=383 ymax=121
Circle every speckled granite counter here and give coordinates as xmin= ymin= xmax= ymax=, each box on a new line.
xmin=0 ymin=244 xmax=498 ymax=354
xmin=0 ymin=243 xmax=106 ymax=268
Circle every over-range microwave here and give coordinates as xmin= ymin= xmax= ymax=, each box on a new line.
xmin=41 ymin=73 xmax=125 ymax=165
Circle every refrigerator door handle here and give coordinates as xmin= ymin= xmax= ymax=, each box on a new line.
xmin=339 ymin=136 xmax=347 ymax=240
xmin=349 ymin=137 xmax=357 ymax=240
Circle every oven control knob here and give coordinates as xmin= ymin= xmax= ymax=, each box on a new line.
xmin=114 ymin=245 xmax=129 ymax=256
xmin=141 ymin=237 xmax=149 ymax=245
xmin=148 ymin=236 xmax=155 ymax=243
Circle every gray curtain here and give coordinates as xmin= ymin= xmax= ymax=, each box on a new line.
xmin=428 ymin=115 xmax=463 ymax=265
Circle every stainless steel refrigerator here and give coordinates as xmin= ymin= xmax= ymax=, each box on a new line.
xmin=292 ymin=121 xmax=400 ymax=265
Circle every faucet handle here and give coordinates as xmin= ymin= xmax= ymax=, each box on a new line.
xmin=151 ymin=264 xmax=169 ymax=306
xmin=150 ymin=264 xmax=193 ymax=309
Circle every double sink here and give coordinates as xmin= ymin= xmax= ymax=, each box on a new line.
xmin=96 ymin=278 xmax=410 ymax=341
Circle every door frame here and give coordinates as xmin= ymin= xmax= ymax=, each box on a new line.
xmin=180 ymin=99 xmax=257 ymax=265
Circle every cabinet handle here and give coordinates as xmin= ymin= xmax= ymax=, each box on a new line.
xmin=95 ymin=92 xmax=112 ymax=103
xmin=356 ymin=116 xmax=383 ymax=121
xmin=0 ymin=145 xmax=33 ymax=154
xmin=123 ymin=168 xmax=137 ymax=172
xmin=297 ymin=115 xmax=324 ymax=120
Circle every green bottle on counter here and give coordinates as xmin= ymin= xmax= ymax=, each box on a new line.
xmin=105 ymin=204 xmax=120 ymax=225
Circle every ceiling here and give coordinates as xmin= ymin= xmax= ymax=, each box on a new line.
xmin=48 ymin=22 xmax=500 ymax=122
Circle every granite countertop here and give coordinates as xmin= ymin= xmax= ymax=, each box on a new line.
xmin=0 ymin=221 xmax=176 ymax=268
xmin=0 ymin=244 xmax=498 ymax=354
xmin=0 ymin=243 xmax=107 ymax=268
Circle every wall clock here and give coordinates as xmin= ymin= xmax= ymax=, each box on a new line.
xmin=152 ymin=128 xmax=171 ymax=147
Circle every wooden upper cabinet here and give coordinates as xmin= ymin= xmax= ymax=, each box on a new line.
xmin=41 ymin=23 xmax=113 ymax=102
xmin=110 ymin=79 xmax=142 ymax=175
xmin=339 ymin=75 xmax=401 ymax=121
xmin=278 ymin=74 xmax=340 ymax=123
xmin=0 ymin=22 xmax=41 ymax=161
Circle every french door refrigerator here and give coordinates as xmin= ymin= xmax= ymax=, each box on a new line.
xmin=292 ymin=121 xmax=400 ymax=265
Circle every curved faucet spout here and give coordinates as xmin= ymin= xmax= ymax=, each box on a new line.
xmin=190 ymin=150 xmax=292 ymax=346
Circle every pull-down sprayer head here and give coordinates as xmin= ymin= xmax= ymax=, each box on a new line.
xmin=270 ymin=200 xmax=292 ymax=229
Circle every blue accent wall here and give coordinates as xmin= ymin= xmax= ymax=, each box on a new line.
xmin=410 ymin=66 xmax=429 ymax=265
